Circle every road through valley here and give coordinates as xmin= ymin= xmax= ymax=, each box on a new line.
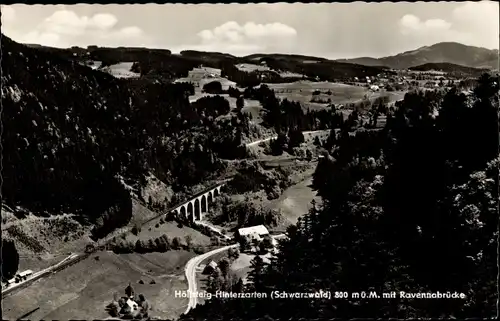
xmin=183 ymin=234 xmax=286 ymax=315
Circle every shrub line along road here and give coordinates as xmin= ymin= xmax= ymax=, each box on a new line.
xmin=183 ymin=234 xmax=287 ymax=315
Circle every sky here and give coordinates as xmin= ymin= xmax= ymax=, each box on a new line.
xmin=1 ymin=2 xmax=498 ymax=59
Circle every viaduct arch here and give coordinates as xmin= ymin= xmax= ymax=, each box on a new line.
xmin=169 ymin=183 xmax=227 ymax=222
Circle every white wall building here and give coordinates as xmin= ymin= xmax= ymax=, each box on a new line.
xmin=237 ymin=225 xmax=269 ymax=241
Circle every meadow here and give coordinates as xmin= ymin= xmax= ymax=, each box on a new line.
xmin=2 ymin=251 xmax=193 ymax=320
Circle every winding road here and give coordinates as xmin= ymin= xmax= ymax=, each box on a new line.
xmin=183 ymin=234 xmax=287 ymax=315
xmin=245 ymin=130 xmax=327 ymax=148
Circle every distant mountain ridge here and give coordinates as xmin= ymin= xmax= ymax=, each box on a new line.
xmin=337 ymin=42 xmax=499 ymax=70
xmin=17 ymin=40 xmax=497 ymax=74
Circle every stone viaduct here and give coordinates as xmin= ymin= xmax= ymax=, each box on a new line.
xmin=170 ymin=181 xmax=229 ymax=222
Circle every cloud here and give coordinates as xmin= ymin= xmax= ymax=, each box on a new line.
xmin=119 ymin=26 xmax=143 ymax=37
xmin=38 ymin=10 xmax=119 ymax=37
xmin=4 ymin=8 xmax=145 ymax=48
xmin=198 ymin=21 xmax=297 ymax=43
xmin=192 ymin=21 xmax=297 ymax=54
xmin=22 ymin=31 xmax=61 ymax=45
xmin=399 ymin=14 xmax=451 ymax=35
xmin=398 ymin=2 xmax=499 ymax=49
xmin=1 ymin=5 xmax=16 ymax=23
xmin=91 ymin=13 xmax=118 ymax=30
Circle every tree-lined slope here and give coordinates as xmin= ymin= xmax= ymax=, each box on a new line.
xmin=1 ymin=35 xmax=248 ymax=239
xmin=181 ymin=73 xmax=499 ymax=320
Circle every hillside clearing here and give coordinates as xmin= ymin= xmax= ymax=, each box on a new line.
xmin=264 ymin=81 xmax=369 ymax=109
xmin=103 ymin=62 xmax=140 ymax=79
xmin=121 ymin=219 xmax=211 ymax=248
xmin=235 ymin=63 xmax=270 ymax=72
xmin=265 ymin=175 xmax=321 ymax=227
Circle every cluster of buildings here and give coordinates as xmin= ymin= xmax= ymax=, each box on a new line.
xmin=236 ymin=225 xmax=278 ymax=254
xmin=350 ymin=70 xmax=461 ymax=92
xmin=5 ymin=269 xmax=33 ymax=285
xmin=115 ymin=284 xmax=150 ymax=319
xmin=352 ymin=74 xmax=406 ymax=90
xmin=202 ymin=225 xmax=277 ymax=276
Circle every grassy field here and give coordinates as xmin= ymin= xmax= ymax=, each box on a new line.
xmin=179 ymin=65 xmax=264 ymax=120
xmin=235 ymin=63 xmax=304 ymax=79
xmin=104 ymin=62 xmax=140 ymax=79
xmin=264 ymin=81 xmax=369 ymax=110
xmin=175 ymin=67 xmax=234 ymax=89
xmin=2 ymin=212 xmax=93 ymax=259
xmin=235 ymin=63 xmax=270 ymax=72
xmin=241 ymin=100 xmax=263 ymax=121
xmin=2 ymin=251 xmax=194 ymax=320
xmin=121 ymin=218 xmax=211 ymax=248
xmin=3 ymin=195 xmax=209 ymax=279
xmin=265 ymin=175 xmax=321 ymax=228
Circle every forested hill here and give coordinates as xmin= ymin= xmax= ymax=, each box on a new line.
xmin=181 ymin=74 xmax=499 ymax=320
xmin=0 ymin=35 xmax=247 ymax=239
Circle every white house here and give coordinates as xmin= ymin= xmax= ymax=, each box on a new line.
xmin=16 ymin=270 xmax=33 ymax=281
xmin=237 ymin=225 xmax=269 ymax=241
xmin=6 ymin=278 xmax=17 ymax=285
xmin=203 ymin=260 xmax=218 ymax=274
xmin=370 ymin=85 xmax=380 ymax=91
xmin=120 ymin=298 xmax=140 ymax=317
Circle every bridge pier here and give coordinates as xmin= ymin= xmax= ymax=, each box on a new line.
xmin=172 ymin=182 xmax=227 ymax=223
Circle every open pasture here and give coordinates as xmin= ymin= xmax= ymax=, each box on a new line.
xmin=121 ymin=216 xmax=211 ymax=248
xmin=264 ymin=81 xmax=370 ymax=107
xmin=235 ymin=63 xmax=270 ymax=72
xmin=2 ymin=251 xmax=193 ymax=320
xmin=104 ymin=62 xmax=140 ymax=79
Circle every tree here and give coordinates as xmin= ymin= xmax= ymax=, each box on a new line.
xmin=247 ymin=255 xmax=267 ymax=292
xmin=1 ymin=240 xmax=19 ymax=281
xmin=313 ymin=136 xmax=322 ymax=147
xmin=228 ymin=247 xmax=240 ymax=260
xmin=171 ymin=236 xmax=181 ymax=250
xmin=203 ymin=81 xmax=223 ymax=94
xmin=138 ymin=294 xmax=150 ymax=318
xmin=287 ymin=129 xmax=305 ymax=150
xmin=185 ymin=235 xmax=193 ymax=250
xmin=218 ymin=258 xmax=230 ymax=278
xmin=131 ymin=225 xmax=140 ymax=236
xmin=232 ymin=278 xmax=245 ymax=293
xmin=269 ymin=133 xmax=288 ymax=156
xmin=135 ymin=240 xmax=145 ymax=253
xmin=125 ymin=283 xmax=134 ymax=297
xmin=105 ymin=300 xmax=120 ymax=317
xmin=236 ymin=96 xmax=245 ymax=110
xmin=147 ymin=239 xmax=155 ymax=252
xmin=228 ymin=86 xmax=242 ymax=98
xmin=261 ymin=235 xmax=273 ymax=250
xmin=207 ymin=268 xmax=222 ymax=294
xmin=239 ymin=236 xmax=250 ymax=252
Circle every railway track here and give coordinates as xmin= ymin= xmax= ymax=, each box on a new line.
xmin=1 ymin=179 xmax=234 ymax=300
